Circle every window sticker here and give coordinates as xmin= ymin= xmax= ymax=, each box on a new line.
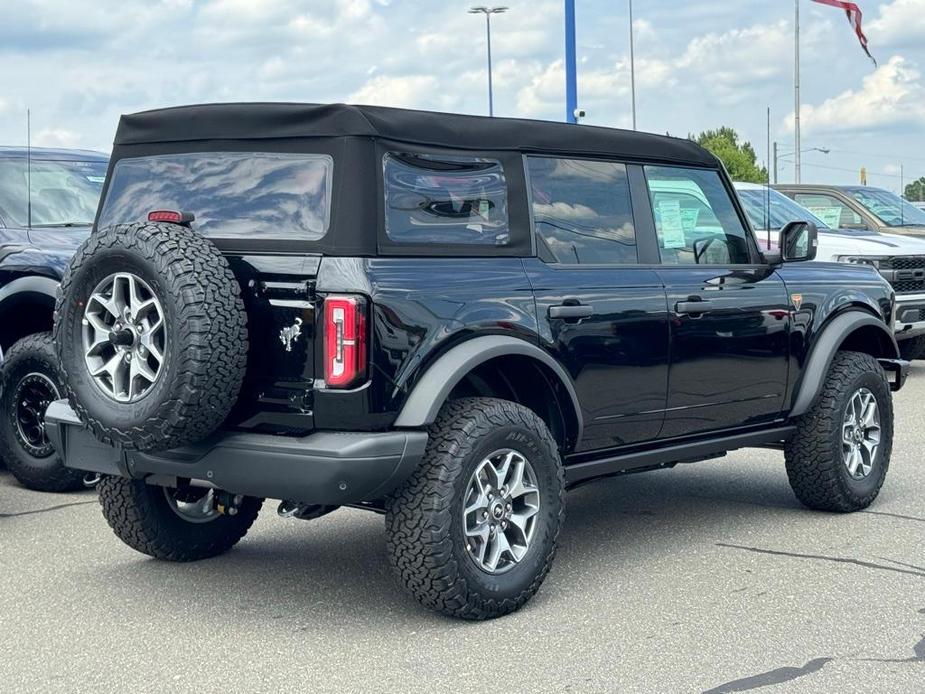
xmin=658 ymin=199 xmax=687 ymax=248
xmin=807 ymin=207 xmax=843 ymax=228
xmin=86 ymin=176 xmax=106 ymax=183
xmin=680 ymin=207 xmax=700 ymax=232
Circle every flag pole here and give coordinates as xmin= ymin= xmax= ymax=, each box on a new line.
xmin=794 ymin=0 xmax=801 ymax=183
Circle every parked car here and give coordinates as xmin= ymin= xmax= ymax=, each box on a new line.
xmin=774 ymin=184 xmax=925 ymax=237
xmin=0 ymin=146 xmax=108 ymax=491
xmin=46 ymin=104 xmax=905 ymax=619
xmin=737 ymin=182 xmax=925 ymax=359
xmin=912 ymin=201 xmax=925 ymax=212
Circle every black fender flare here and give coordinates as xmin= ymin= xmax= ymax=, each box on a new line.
xmin=393 ymin=335 xmax=584 ymax=445
xmin=790 ymin=310 xmax=898 ymax=417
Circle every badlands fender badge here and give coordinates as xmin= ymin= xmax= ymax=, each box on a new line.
xmin=791 ymin=293 xmax=804 ymax=311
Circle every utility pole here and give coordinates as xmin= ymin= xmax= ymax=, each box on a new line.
xmin=469 ymin=6 xmax=508 ymax=117
xmin=628 ymin=0 xmax=637 ymax=130
xmin=794 ymin=0 xmax=802 ymax=183
xmin=565 ymin=0 xmax=577 ymax=123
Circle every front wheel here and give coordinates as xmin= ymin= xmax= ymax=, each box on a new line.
xmin=785 ymin=351 xmax=893 ymax=512
xmin=98 ymin=476 xmax=262 ymax=561
xmin=385 ymin=398 xmax=565 ymax=620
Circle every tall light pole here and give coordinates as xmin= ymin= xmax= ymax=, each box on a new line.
xmin=628 ymin=0 xmax=637 ymax=130
xmin=469 ymin=6 xmax=508 ymax=117
xmin=794 ymin=0 xmax=802 ymax=183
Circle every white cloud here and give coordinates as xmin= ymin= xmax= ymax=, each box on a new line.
xmin=348 ymin=74 xmax=440 ymax=108
xmin=790 ymin=56 xmax=925 ymax=134
xmin=869 ymin=0 xmax=925 ymax=49
xmin=34 ymin=128 xmax=81 ymax=149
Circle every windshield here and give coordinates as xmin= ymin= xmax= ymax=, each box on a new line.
xmin=847 ymin=187 xmax=925 ymax=227
xmin=0 ymin=158 xmax=107 ymax=227
xmin=737 ymin=187 xmax=829 ymax=230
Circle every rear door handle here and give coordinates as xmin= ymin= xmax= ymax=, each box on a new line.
xmin=675 ymin=299 xmax=714 ymax=316
xmin=548 ymin=303 xmax=595 ymax=320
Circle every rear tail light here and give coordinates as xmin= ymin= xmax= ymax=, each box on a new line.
xmin=324 ymin=295 xmax=367 ymax=388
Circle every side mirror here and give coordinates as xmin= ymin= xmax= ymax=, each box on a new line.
xmin=779 ymin=221 xmax=818 ymax=263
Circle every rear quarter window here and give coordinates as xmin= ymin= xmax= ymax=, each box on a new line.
xmin=383 ymin=152 xmax=510 ymax=246
xmin=98 ymin=152 xmax=333 ymax=239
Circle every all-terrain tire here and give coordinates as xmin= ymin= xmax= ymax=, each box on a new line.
xmin=385 ymin=398 xmax=565 ymax=620
xmin=98 ymin=475 xmax=262 ymax=561
xmin=784 ymin=351 xmax=893 ymax=512
xmin=54 ymin=222 xmax=248 ymax=452
xmin=898 ymin=335 xmax=925 ymax=361
xmin=0 ymin=333 xmax=86 ymax=492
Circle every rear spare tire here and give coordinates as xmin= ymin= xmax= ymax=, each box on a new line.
xmin=54 ymin=222 xmax=248 ymax=452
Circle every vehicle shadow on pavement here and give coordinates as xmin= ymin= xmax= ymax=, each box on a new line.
xmin=84 ymin=458 xmax=817 ymax=626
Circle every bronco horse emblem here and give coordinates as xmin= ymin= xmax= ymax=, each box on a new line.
xmin=279 ymin=318 xmax=303 ymax=352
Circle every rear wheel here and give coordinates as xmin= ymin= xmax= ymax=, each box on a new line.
xmin=385 ymin=398 xmax=565 ymax=620
xmin=785 ymin=351 xmax=893 ymax=512
xmin=98 ymin=476 xmax=262 ymax=561
xmin=0 ymin=333 xmax=86 ymax=492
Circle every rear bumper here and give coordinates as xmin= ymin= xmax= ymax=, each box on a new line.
xmin=44 ymin=401 xmax=428 ymax=505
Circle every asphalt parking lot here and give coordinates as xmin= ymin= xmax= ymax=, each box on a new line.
xmin=2 ymin=368 xmax=923 ymax=693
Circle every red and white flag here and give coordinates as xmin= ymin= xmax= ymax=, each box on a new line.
xmin=811 ymin=0 xmax=877 ymax=66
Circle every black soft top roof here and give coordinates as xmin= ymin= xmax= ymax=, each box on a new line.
xmin=113 ymin=102 xmax=718 ymax=167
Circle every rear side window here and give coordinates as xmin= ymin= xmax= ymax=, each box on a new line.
xmin=98 ymin=152 xmax=333 ymax=239
xmin=527 ymin=157 xmax=637 ymax=264
xmin=645 ymin=166 xmax=751 ymax=265
xmin=383 ymin=153 xmax=510 ymax=246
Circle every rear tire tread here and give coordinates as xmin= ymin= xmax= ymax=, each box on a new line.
xmin=386 ymin=398 xmax=565 ymax=620
xmin=98 ymin=475 xmax=262 ymax=562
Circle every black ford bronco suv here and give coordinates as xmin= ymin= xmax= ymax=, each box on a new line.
xmin=47 ymin=104 xmax=907 ymax=619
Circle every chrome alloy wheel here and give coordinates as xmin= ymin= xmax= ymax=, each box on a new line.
xmin=164 ymin=487 xmax=220 ymax=523
xmin=842 ymin=387 xmax=881 ymax=480
xmin=14 ymin=372 xmax=60 ymax=457
xmin=462 ymin=449 xmax=541 ymax=575
xmin=82 ymin=272 xmax=166 ymax=403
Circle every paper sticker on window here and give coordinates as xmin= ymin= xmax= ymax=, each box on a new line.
xmin=807 ymin=207 xmax=842 ymax=228
xmin=657 ymin=199 xmax=687 ymax=249
xmin=86 ymin=176 xmax=106 ymax=183
xmin=680 ymin=208 xmax=700 ymax=232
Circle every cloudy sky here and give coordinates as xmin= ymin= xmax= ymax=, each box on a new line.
xmin=1 ymin=0 xmax=923 ymax=191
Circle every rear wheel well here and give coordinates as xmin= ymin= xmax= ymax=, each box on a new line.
xmin=0 ymin=293 xmax=55 ymax=352
xmin=447 ymin=355 xmax=580 ymax=453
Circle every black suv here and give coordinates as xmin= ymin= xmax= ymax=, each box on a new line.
xmin=0 ymin=146 xmax=108 ymax=491
xmin=47 ymin=104 xmax=906 ymax=619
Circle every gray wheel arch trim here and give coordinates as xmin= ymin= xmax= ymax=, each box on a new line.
xmin=393 ymin=335 xmax=583 ymax=445
xmin=790 ymin=310 xmax=898 ymax=417
xmin=0 ymin=275 xmax=58 ymax=306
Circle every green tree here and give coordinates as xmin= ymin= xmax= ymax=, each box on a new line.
xmin=692 ymin=127 xmax=768 ymax=183
xmin=905 ymin=177 xmax=925 ymax=202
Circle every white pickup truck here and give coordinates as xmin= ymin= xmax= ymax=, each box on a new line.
xmin=736 ymin=182 xmax=925 ymax=359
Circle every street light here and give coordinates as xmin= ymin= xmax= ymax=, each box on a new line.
xmin=469 ymin=6 xmax=508 ymax=117
xmin=773 ymin=144 xmax=830 ymax=184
